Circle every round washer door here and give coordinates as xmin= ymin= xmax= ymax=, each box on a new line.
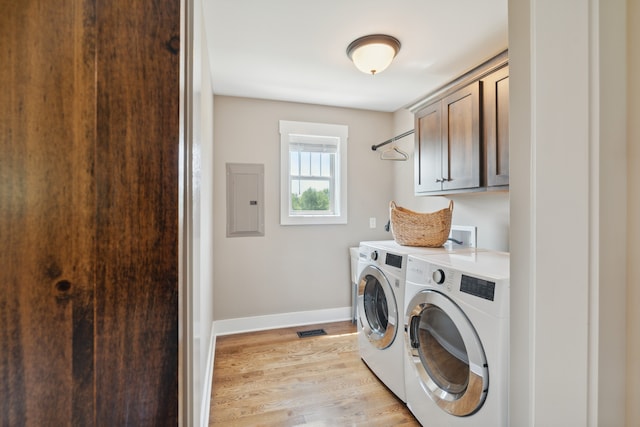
xmin=405 ymin=289 xmax=488 ymax=416
xmin=357 ymin=265 xmax=397 ymax=350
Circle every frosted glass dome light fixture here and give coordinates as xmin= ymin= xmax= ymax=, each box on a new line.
xmin=346 ymin=34 xmax=401 ymax=75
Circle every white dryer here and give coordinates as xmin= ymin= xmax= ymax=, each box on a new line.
xmin=403 ymin=250 xmax=510 ymax=426
xmin=356 ymin=240 xmax=471 ymax=402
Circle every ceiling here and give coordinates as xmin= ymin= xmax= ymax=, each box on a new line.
xmin=204 ymin=0 xmax=508 ymax=112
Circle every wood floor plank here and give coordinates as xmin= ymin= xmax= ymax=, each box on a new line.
xmin=209 ymin=321 xmax=420 ymax=426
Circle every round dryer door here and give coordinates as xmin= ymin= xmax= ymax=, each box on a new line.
xmin=405 ymin=289 xmax=488 ymax=416
xmin=357 ymin=265 xmax=398 ymax=350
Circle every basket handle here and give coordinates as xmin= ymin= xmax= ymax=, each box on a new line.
xmin=389 ymin=201 xmax=398 ymax=209
xmin=447 ymin=200 xmax=454 ymax=212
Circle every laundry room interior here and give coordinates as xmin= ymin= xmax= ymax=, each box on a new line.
xmin=212 ymin=96 xmax=509 ymax=323
xmin=5 ymin=0 xmax=637 ymax=425
xmin=192 ymin=1 xmax=636 ymax=426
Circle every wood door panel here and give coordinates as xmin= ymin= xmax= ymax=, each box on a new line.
xmin=94 ymin=0 xmax=179 ymax=424
xmin=0 ymin=0 xmax=97 ymax=425
xmin=483 ymin=67 xmax=510 ymax=186
xmin=496 ymin=76 xmax=510 ymax=179
xmin=1 ymin=0 xmax=179 ymax=425
xmin=415 ymin=103 xmax=442 ymax=192
xmin=442 ymin=83 xmax=480 ymax=190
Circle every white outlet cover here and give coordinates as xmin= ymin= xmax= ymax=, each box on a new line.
xmin=448 ymin=225 xmax=477 ymax=248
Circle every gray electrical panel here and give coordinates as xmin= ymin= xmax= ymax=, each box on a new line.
xmin=226 ymin=163 xmax=265 ymax=237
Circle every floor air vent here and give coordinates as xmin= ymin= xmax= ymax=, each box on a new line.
xmin=297 ymin=328 xmax=327 ymax=338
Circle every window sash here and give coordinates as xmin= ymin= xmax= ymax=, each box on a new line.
xmin=289 ymin=147 xmax=336 ymax=215
xmin=289 ymin=176 xmax=335 ymax=215
xmin=279 ymin=120 xmax=348 ymax=225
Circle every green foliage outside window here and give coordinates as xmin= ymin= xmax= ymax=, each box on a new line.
xmin=291 ymin=188 xmax=330 ymax=211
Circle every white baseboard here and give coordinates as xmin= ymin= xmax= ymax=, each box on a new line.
xmin=199 ymin=324 xmax=216 ymax=427
xmin=213 ymin=306 xmax=352 ymax=336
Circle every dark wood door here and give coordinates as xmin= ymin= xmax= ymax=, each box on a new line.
xmin=415 ymin=102 xmax=443 ymax=193
xmin=0 ymin=2 xmax=97 ymax=425
xmin=94 ymin=1 xmax=179 ymax=424
xmin=0 ymin=0 xmax=180 ymax=425
xmin=483 ymin=66 xmax=510 ymax=187
xmin=442 ymin=82 xmax=481 ymax=191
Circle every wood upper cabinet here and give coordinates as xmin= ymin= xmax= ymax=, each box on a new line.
xmin=413 ymin=54 xmax=509 ymax=195
xmin=482 ymin=66 xmax=510 ymax=187
xmin=415 ymin=82 xmax=481 ymax=193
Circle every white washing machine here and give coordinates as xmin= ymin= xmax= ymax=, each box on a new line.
xmin=356 ymin=240 xmax=476 ymax=402
xmin=403 ymin=250 xmax=510 ymax=426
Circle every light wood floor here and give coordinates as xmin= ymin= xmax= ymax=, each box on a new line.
xmin=209 ymin=321 xmax=420 ymax=426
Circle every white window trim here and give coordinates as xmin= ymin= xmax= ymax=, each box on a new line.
xmin=280 ymin=120 xmax=348 ymax=225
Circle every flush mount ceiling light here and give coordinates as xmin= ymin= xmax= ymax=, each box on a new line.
xmin=346 ymin=34 xmax=401 ymax=75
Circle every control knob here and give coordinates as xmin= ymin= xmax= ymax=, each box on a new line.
xmin=432 ymin=269 xmax=445 ymax=284
xmin=370 ymin=250 xmax=378 ymax=261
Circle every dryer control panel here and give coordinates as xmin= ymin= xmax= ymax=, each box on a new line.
xmin=406 ymin=251 xmax=510 ymax=318
xmin=460 ymin=274 xmax=496 ymax=301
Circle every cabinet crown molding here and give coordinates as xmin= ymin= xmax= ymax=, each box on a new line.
xmin=406 ymin=49 xmax=508 ymax=113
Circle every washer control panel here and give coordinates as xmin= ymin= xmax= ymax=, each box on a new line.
xmin=359 ymin=245 xmax=404 ymax=273
xmin=385 ymin=252 xmax=403 ymax=269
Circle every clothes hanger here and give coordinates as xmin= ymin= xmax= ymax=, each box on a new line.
xmin=380 ymin=145 xmax=409 ymax=161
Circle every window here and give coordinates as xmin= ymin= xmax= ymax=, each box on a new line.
xmin=280 ymin=120 xmax=348 ymax=225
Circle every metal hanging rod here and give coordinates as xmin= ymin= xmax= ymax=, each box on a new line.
xmin=371 ymin=129 xmax=415 ymax=151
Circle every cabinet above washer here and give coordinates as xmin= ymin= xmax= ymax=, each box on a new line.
xmin=410 ymin=50 xmax=509 ymax=196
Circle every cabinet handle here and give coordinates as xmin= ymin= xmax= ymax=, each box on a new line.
xmin=435 ymin=178 xmax=443 ymax=183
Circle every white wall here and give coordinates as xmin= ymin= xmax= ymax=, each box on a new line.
xmin=595 ymin=2 xmax=627 ymax=424
xmin=391 ymin=109 xmax=510 ymax=251
xmin=212 ymin=96 xmax=394 ymax=321
xmin=509 ymin=0 xmax=628 ymax=425
xmin=191 ymin=0 xmax=215 ymax=424
xmin=627 ymin=0 xmax=640 ymax=423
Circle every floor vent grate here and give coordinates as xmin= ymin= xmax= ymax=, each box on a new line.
xmin=297 ymin=329 xmax=327 ymax=338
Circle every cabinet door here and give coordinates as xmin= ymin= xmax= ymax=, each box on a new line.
xmin=483 ymin=66 xmax=510 ymax=186
xmin=441 ymin=82 xmax=481 ymax=191
xmin=415 ymin=102 xmax=443 ymax=193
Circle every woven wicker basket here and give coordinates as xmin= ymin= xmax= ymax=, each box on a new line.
xmin=389 ymin=200 xmax=453 ymax=247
